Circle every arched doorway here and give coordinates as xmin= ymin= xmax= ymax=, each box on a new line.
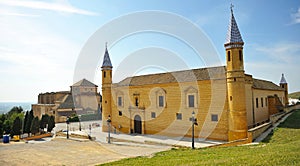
xmin=134 ymin=115 xmax=142 ymax=134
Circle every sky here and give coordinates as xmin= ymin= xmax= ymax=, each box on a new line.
xmin=0 ymin=0 xmax=299 ymax=102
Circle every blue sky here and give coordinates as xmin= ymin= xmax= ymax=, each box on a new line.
xmin=0 ymin=0 xmax=299 ymax=102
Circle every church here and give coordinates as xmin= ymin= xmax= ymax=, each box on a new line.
xmin=101 ymin=7 xmax=288 ymax=141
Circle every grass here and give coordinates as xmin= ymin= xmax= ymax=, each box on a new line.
xmin=289 ymin=91 xmax=300 ymax=99
xmin=100 ymin=110 xmax=300 ymax=166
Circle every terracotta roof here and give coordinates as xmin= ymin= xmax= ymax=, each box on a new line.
xmin=115 ymin=66 xmax=226 ymax=86
xmin=253 ymin=79 xmax=284 ymax=91
xmin=58 ymin=94 xmax=74 ymax=109
xmin=72 ymin=79 xmax=98 ymax=87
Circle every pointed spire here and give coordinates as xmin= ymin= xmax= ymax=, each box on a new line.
xmin=225 ymin=4 xmax=244 ymax=49
xmin=101 ymin=42 xmax=113 ymax=69
xmin=280 ymin=73 xmax=287 ymax=84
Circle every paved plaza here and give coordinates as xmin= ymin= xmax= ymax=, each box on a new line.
xmin=0 ymin=120 xmax=223 ymax=165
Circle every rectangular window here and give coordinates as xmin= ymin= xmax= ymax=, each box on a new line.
xmin=261 ymin=97 xmax=263 ymax=107
xmin=158 ymin=96 xmax=164 ymax=107
xmin=256 ymin=98 xmax=258 ymax=108
xmin=135 ymin=97 xmax=139 ymax=107
xmin=239 ymin=50 xmax=243 ymax=61
xmin=176 ymin=113 xmax=182 ymax=120
xmin=227 ymin=51 xmax=231 ymax=61
xmin=211 ymin=114 xmax=218 ymax=122
xmin=118 ymin=111 xmax=122 ymax=116
xmin=188 ymin=95 xmax=195 ymax=108
xmin=265 ymin=97 xmax=268 ymax=106
xmin=151 ymin=112 xmax=156 ymax=118
xmin=118 ymin=96 xmax=122 ymax=107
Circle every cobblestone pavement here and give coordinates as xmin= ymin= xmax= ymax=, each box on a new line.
xmin=0 ymin=138 xmax=170 ymax=166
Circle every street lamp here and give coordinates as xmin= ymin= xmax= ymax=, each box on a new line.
xmin=107 ymin=115 xmax=111 ymax=143
xmin=66 ymin=117 xmax=70 ymax=139
xmin=191 ymin=111 xmax=198 ymax=149
xmin=78 ymin=115 xmax=82 ymax=131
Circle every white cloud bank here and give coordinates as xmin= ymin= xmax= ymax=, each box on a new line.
xmin=0 ymin=0 xmax=98 ymax=16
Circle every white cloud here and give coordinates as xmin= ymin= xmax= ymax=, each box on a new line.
xmin=291 ymin=7 xmax=300 ymax=24
xmin=246 ymin=42 xmax=300 ymax=93
xmin=0 ymin=11 xmax=40 ymax=17
xmin=255 ymin=42 xmax=300 ymax=63
xmin=0 ymin=9 xmax=80 ymax=102
xmin=246 ymin=61 xmax=299 ymax=93
xmin=0 ymin=0 xmax=98 ymax=16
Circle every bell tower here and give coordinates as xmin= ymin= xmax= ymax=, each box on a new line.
xmin=225 ymin=5 xmax=248 ymax=141
xmin=280 ymin=73 xmax=288 ymax=106
xmin=101 ymin=43 xmax=113 ymax=132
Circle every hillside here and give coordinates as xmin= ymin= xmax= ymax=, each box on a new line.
xmin=102 ymin=110 xmax=300 ymax=166
xmin=0 ymin=102 xmax=32 ymax=114
xmin=289 ymin=91 xmax=300 ymax=99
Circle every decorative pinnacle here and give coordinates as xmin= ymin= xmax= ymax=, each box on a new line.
xmin=101 ymin=42 xmax=113 ymax=69
xmin=230 ymin=3 xmax=234 ymax=13
xmin=225 ymin=4 xmax=244 ymax=48
xmin=280 ymin=73 xmax=287 ymax=84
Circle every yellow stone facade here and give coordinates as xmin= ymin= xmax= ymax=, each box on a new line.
xmin=101 ymin=8 xmax=288 ymax=142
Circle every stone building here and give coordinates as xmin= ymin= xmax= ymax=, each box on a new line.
xmin=101 ymin=7 xmax=288 ymax=142
xmin=32 ymin=79 xmax=101 ymax=123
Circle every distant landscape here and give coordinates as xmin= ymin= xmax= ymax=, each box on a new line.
xmin=289 ymin=91 xmax=300 ymax=99
xmin=0 ymin=102 xmax=32 ymax=114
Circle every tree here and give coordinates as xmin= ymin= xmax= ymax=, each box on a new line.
xmin=47 ymin=116 xmax=55 ymax=132
xmin=23 ymin=111 xmax=29 ymax=133
xmin=11 ymin=117 xmax=22 ymax=136
xmin=40 ymin=114 xmax=49 ymax=130
xmin=3 ymin=119 xmax=11 ymax=134
xmin=30 ymin=117 xmax=40 ymax=135
xmin=0 ymin=114 xmax=5 ymax=137
xmin=7 ymin=106 xmax=23 ymax=117
xmin=25 ymin=109 xmax=34 ymax=135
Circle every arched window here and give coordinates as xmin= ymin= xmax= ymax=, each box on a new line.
xmin=103 ymin=71 xmax=106 ymax=78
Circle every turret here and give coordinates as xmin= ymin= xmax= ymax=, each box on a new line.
xmin=225 ymin=5 xmax=248 ymax=141
xmin=101 ymin=43 xmax=113 ymax=132
xmin=280 ymin=73 xmax=288 ymax=106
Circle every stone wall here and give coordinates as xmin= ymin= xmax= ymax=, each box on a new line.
xmin=252 ymin=89 xmax=284 ymax=125
xmin=110 ymin=79 xmax=229 ymax=141
xmin=248 ymin=122 xmax=272 ymax=140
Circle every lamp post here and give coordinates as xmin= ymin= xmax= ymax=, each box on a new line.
xmin=66 ymin=117 xmax=70 ymax=139
xmin=78 ymin=115 xmax=82 ymax=131
xmin=107 ymin=115 xmax=111 ymax=143
xmin=191 ymin=111 xmax=198 ymax=149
